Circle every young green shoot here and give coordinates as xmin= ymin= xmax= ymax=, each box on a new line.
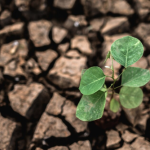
xmin=76 ymin=36 xmax=150 ymax=121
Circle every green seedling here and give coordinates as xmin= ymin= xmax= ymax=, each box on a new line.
xmin=76 ymin=36 xmax=150 ymax=121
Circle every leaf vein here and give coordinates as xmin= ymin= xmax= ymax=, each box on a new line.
xmin=81 ymin=76 xmax=105 ymax=90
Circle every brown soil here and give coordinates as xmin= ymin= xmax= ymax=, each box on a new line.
xmin=0 ymin=0 xmax=150 ymax=150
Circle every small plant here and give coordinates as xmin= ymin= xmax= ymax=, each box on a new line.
xmin=76 ymin=36 xmax=150 ymax=121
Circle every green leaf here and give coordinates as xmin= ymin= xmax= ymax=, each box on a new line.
xmin=110 ymin=98 xmax=120 ymax=113
xmin=111 ymin=36 xmax=144 ymax=68
xmin=119 ymin=87 xmax=143 ymax=109
xmin=76 ymin=90 xmax=106 ymax=121
xmin=100 ymin=84 xmax=107 ymax=98
xmin=104 ymin=51 xmax=111 ymax=64
xmin=100 ymin=84 xmax=107 ymax=92
xmin=79 ymin=66 xmax=105 ymax=95
xmin=122 ymin=67 xmax=150 ymax=87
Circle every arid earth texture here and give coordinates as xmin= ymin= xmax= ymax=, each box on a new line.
xmin=0 ymin=0 xmax=150 ymax=150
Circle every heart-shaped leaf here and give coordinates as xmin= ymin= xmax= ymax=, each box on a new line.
xmin=111 ymin=36 xmax=144 ymax=68
xmin=79 ymin=67 xmax=105 ymax=95
xmin=119 ymin=87 xmax=143 ymax=109
xmin=110 ymin=98 xmax=120 ymax=113
xmin=76 ymin=90 xmax=106 ymax=121
xmin=122 ymin=67 xmax=150 ymax=87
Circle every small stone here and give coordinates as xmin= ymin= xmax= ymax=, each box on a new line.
xmin=147 ymin=55 xmax=150 ymax=64
xmin=28 ymin=20 xmax=52 ymax=47
xmin=46 ymin=93 xmax=66 ymax=115
xmin=122 ymin=104 xmax=143 ymax=126
xmin=71 ymin=35 xmax=92 ymax=55
xmin=32 ymin=113 xmax=70 ymax=141
xmin=134 ymin=23 xmax=150 ymax=48
xmin=81 ymin=0 xmax=111 ymax=17
xmin=143 ymin=96 xmax=149 ymax=103
xmin=116 ymin=123 xmax=128 ymax=133
xmin=145 ymin=80 xmax=150 ymax=91
xmin=16 ymin=0 xmax=47 ymax=20
xmin=0 ymin=39 xmax=28 ymax=66
xmin=65 ymin=91 xmax=81 ymax=100
xmin=54 ymin=0 xmax=76 ymax=9
xmin=0 ymin=22 xmax=24 ymax=36
xmin=131 ymin=137 xmax=150 ymax=149
xmin=36 ymin=49 xmax=58 ymax=71
xmin=15 ymin=0 xmax=30 ymax=11
xmin=101 ymin=17 xmax=129 ymax=35
xmin=0 ymin=115 xmax=22 ymax=150
xmin=110 ymin=0 xmax=134 ymax=16
xmin=122 ymin=130 xmax=138 ymax=142
xmin=28 ymin=143 xmax=36 ymax=150
xmin=137 ymin=114 xmax=149 ymax=131
xmin=58 ymin=43 xmax=69 ymax=55
xmin=52 ymin=26 xmax=68 ymax=44
xmin=87 ymin=32 xmax=102 ymax=51
xmin=64 ymin=15 xmax=87 ymax=29
xmin=0 ymin=10 xmax=11 ymax=20
xmin=4 ymin=59 xmax=27 ymax=78
xmin=133 ymin=0 xmax=150 ymax=19
xmin=147 ymin=57 xmax=150 ymax=91
xmin=48 ymin=146 xmax=68 ymax=150
xmin=62 ymin=100 xmax=88 ymax=133
xmin=106 ymin=130 xmax=121 ymax=148
xmin=0 ymin=90 xmax=5 ymax=107
xmin=116 ymin=143 xmax=133 ymax=150
xmin=0 ymin=10 xmax=11 ymax=26
xmin=65 ymin=50 xmax=81 ymax=58
xmin=48 ymin=56 xmax=87 ymax=89
xmin=35 ymin=148 xmax=43 ymax=150
xmin=30 ymin=0 xmax=46 ymax=11
xmin=38 ymin=77 xmax=56 ymax=92
xmin=8 ymin=83 xmax=50 ymax=120
xmin=131 ymin=57 xmax=148 ymax=69
xmin=69 ymin=140 xmax=91 ymax=150
xmin=89 ymin=18 xmax=104 ymax=32
xmin=74 ymin=21 xmax=80 ymax=27
xmin=0 ymin=22 xmax=24 ymax=43
xmin=26 ymin=58 xmax=42 ymax=75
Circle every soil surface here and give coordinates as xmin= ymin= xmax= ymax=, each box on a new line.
xmin=0 ymin=0 xmax=150 ymax=150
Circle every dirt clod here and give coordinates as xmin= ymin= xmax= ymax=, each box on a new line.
xmin=8 ymin=83 xmax=50 ymax=120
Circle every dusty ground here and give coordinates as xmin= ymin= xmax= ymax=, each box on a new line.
xmin=0 ymin=0 xmax=150 ymax=150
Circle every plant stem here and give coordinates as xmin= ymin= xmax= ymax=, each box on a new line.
xmin=111 ymin=54 xmax=114 ymax=80
xmin=106 ymin=54 xmax=124 ymax=101
xmin=111 ymin=81 xmax=115 ymax=99
xmin=114 ymin=68 xmax=126 ymax=81
xmin=107 ymin=83 xmax=113 ymax=91
xmin=106 ymin=75 xmax=113 ymax=78
xmin=114 ymin=85 xmax=122 ymax=90
xmin=109 ymin=54 xmax=115 ymax=100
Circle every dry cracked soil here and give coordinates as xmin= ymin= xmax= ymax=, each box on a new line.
xmin=0 ymin=0 xmax=150 ymax=150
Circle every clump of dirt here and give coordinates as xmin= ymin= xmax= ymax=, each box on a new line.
xmin=0 ymin=0 xmax=150 ymax=150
